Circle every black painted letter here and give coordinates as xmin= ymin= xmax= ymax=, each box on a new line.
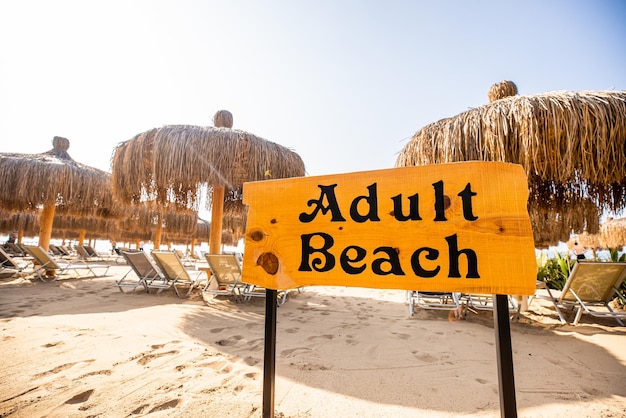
xmin=459 ymin=183 xmax=478 ymax=221
xmin=299 ymin=233 xmax=336 ymax=272
xmin=391 ymin=193 xmax=422 ymax=221
xmin=445 ymin=234 xmax=479 ymax=278
xmin=349 ymin=183 xmax=380 ymax=222
xmin=299 ymin=184 xmax=346 ymax=222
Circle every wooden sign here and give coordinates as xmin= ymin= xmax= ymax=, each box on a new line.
xmin=242 ymin=162 xmax=536 ymax=295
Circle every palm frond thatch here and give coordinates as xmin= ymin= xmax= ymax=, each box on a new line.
xmin=396 ymin=90 xmax=626 ymax=210
xmin=111 ymin=125 xmax=306 ymax=210
xmin=529 ymin=196 xmax=601 ymax=248
xmin=213 ymin=110 xmax=234 ymax=128
xmin=599 ymin=217 xmax=626 ymax=249
xmin=396 ymin=89 xmax=626 ymax=246
xmin=0 ymin=210 xmax=38 ymax=235
xmin=488 ymin=80 xmax=518 ymax=103
xmin=0 ymin=137 xmax=116 ymax=216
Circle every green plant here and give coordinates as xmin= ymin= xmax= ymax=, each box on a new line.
xmin=536 ymin=251 xmax=575 ymax=290
xmin=608 ymin=248 xmax=626 ymax=262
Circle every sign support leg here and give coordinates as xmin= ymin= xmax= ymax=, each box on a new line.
xmin=493 ymin=294 xmax=517 ymax=418
xmin=263 ymin=289 xmax=278 ymax=418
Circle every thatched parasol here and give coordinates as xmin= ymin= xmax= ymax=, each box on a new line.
xmin=0 ymin=137 xmax=116 ymax=251
xmin=396 ymin=83 xmax=626 ymax=245
xmin=114 ymin=204 xmax=198 ymax=249
xmin=111 ymin=110 xmax=305 ymax=253
xmin=600 ymin=217 xmax=626 ymax=249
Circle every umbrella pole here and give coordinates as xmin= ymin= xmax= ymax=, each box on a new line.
xmin=154 ymin=214 xmax=163 ymax=250
xmin=209 ymin=185 xmax=225 ymax=254
xmin=38 ymin=202 xmax=56 ymax=278
xmin=38 ymin=202 xmax=55 ymax=252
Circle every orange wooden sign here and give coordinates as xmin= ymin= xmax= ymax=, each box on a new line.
xmin=242 ymin=162 xmax=536 ymax=295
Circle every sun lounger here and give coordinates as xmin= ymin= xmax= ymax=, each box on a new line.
xmin=407 ymin=291 xmax=462 ymax=317
xmin=151 ymin=251 xmax=208 ymax=297
xmin=75 ymin=245 xmax=106 ymax=261
xmin=204 ymin=254 xmax=289 ymax=305
xmin=48 ymin=244 xmax=63 ymax=257
xmin=539 ymin=261 xmax=626 ymax=326
xmin=460 ymin=294 xmax=518 ymax=313
xmin=48 ymin=244 xmax=73 ymax=258
xmin=23 ymin=245 xmax=110 ymax=282
xmin=0 ymin=246 xmax=29 ymax=278
xmin=116 ymin=251 xmax=163 ymax=293
xmin=4 ymin=243 xmax=27 ymax=257
xmin=203 ymin=254 xmax=247 ymax=302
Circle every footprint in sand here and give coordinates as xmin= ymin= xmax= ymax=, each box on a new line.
xmin=34 ymin=360 xmax=95 ymax=378
xmin=130 ymin=404 xmax=149 ymax=415
xmin=281 ymin=347 xmax=311 ymax=358
xmin=210 ymin=327 xmax=227 ymax=333
xmin=411 ymin=351 xmax=438 ymax=363
xmin=284 ymin=327 xmax=299 ymax=334
xmin=216 ymin=335 xmax=243 ymax=346
xmin=151 ymin=340 xmax=181 ymax=349
xmin=42 ymin=341 xmax=64 ymax=348
xmin=148 ymin=399 xmax=181 ymax=413
xmin=78 ymin=370 xmax=112 ymax=379
xmin=201 ymin=360 xmax=232 ymax=374
xmin=307 ymin=334 xmax=334 ymax=342
xmin=137 ymin=350 xmax=179 ymax=365
xmin=65 ymin=389 xmax=94 ymax=404
xmin=345 ymin=335 xmax=358 ymax=345
xmin=243 ymin=356 xmax=260 ymax=366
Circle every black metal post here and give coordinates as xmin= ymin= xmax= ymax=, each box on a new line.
xmin=263 ymin=289 xmax=278 ymax=418
xmin=493 ymin=294 xmax=517 ymax=418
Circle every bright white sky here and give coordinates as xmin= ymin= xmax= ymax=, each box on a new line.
xmin=1 ymin=0 xmax=625 ymax=179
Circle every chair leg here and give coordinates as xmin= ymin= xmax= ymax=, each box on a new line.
xmin=573 ymin=307 xmax=583 ymax=325
xmin=606 ymin=305 xmax=625 ymax=326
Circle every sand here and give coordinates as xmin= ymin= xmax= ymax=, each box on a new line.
xmin=1 ymin=264 xmax=625 ymax=417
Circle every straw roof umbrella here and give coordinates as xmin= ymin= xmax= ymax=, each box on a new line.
xmin=114 ymin=204 xmax=197 ymax=249
xmin=0 ymin=137 xmax=115 ymax=251
xmin=599 ymin=217 xmax=626 ymax=249
xmin=396 ymin=83 xmax=626 ymax=245
xmin=0 ymin=210 xmax=39 ymax=244
xmin=111 ymin=110 xmax=305 ymax=253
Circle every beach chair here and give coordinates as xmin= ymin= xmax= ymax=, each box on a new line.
xmin=117 ymin=251 xmax=163 ymax=293
xmin=48 ymin=245 xmax=64 ymax=257
xmin=76 ymin=245 xmax=107 ymax=262
xmin=151 ymin=251 xmax=208 ymax=297
xmin=540 ymin=261 xmax=626 ymax=326
xmin=204 ymin=254 xmax=289 ymax=305
xmin=23 ymin=245 xmax=110 ymax=282
xmin=5 ymin=243 xmax=27 ymax=257
xmin=459 ymin=293 xmax=518 ymax=314
xmin=49 ymin=244 xmax=73 ymax=258
xmin=407 ymin=291 xmax=462 ymax=317
xmin=203 ymin=254 xmax=247 ymax=302
xmin=0 ymin=246 xmax=29 ymax=277
xmin=173 ymin=249 xmax=196 ymax=267
xmin=56 ymin=245 xmax=73 ymax=257
xmin=60 ymin=245 xmax=75 ymax=256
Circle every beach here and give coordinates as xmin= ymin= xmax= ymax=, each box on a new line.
xmin=1 ymin=264 xmax=625 ymax=418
